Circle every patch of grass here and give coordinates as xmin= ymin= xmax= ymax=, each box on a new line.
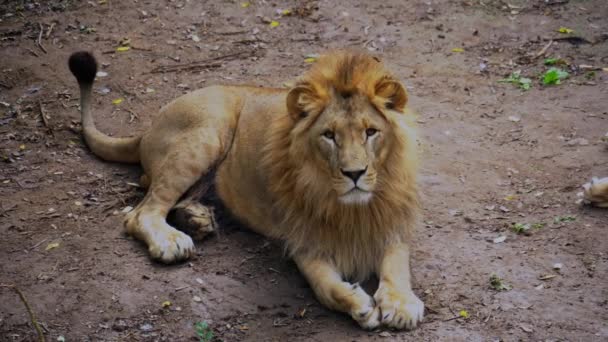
xmin=585 ymin=71 xmax=596 ymax=80
xmin=543 ymin=58 xmax=566 ymax=66
xmin=531 ymin=222 xmax=546 ymax=229
xmin=498 ymin=71 xmax=532 ymax=90
xmin=194 ymin=321 xmax=214 ymax=342
xmin=489 ymin=274 xmax=511 ymax=291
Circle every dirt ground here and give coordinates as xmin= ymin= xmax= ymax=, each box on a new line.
xmin=1 ymin=0 xmax=607 ymax=341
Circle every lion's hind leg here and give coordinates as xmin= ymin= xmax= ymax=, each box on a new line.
xmin=169 ymin=198 xmax=217 ymax=241
xmin=124 ymin=132 xmax=224 ymax=263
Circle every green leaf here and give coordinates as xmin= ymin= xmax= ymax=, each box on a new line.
xmin=542 ymin=68 xmax=569 ymax=85
xmin=194 ymin=321 xmax=214 ymax=342
xmin=498 ymin=71 xmax=532 ymax=91
xmin=519 ymin=77 xmax=531 ymax=90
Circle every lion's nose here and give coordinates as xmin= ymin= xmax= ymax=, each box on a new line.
xmin=341 ymin=167 xmax=367 ymax=183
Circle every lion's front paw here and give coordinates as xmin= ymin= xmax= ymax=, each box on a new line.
xmin=147 ymin=227 xmax=195 ymax=263
xmin=374 ymin=285 xmax=424 ymax=330
xmin=349 ymin=284 xmax=381 ymax=330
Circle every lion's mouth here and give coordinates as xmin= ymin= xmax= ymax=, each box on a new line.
xmin=339 ymin=187 xmax=373 ymax=204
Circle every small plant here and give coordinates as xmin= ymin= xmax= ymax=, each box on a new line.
xmin=512 ymin=222 xmax=544 ymax=235
xmin=512 ymin=223 xmax=531 ymax=234
xmin=554 ymin=215 xmax=576 ymax=224
xmin=194 ymin=321 xmax=214 ymax=342
xmin=531 ymin=222 xmax=545 ymax=230
xmin=498 ymin=71 xmax=532 ymax=90
xmin=490 ymin=274 xmax=511 ymax=291
xmin=542 ymin=68 xmax=569 ymax=85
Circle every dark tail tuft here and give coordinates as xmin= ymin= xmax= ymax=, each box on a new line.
xmin=68 ymin=51 xmax=98 ymax=85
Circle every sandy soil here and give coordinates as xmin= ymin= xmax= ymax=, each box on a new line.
xmin=1 ymin=0 xmax=607 ymax=341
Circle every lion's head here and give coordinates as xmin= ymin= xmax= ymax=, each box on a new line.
xmin=263 ymin=50 xmax=419 ymax=279
xmin=283 ymin=51 xmax=414 ymax=205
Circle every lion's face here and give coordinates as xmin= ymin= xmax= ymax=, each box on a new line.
xmin=309 ymin=94 xmax=391 ymax=204
xmin=284 ymin=51 xmax=410 ymax=206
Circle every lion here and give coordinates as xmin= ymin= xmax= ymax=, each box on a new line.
xmin=582 ymin=177 xmax=608 ymax=207
xmin=68 ymin=50 xmax=424 ymax=330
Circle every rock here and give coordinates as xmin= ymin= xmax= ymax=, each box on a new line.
xmin=508 ymin=116 xmax=521 ymax=122
xmin=493 ymin=235 xmax=507 ymax=244
xmin=139 ymin=323 xmax=153 ymax=332
xmin=567 ymin=138 xmax=589 ymax=146
xmin=112 ymin=319 xmax=129 ymax=332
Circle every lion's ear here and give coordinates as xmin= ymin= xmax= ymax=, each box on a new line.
xmin=375 ymin=78 xmax=408 ymax=113
xmin=286 ymin=84 xmax=321 ymax=121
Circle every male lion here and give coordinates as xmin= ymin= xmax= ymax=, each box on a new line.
xmin=68 ymin=50 xmax=424 ymax=330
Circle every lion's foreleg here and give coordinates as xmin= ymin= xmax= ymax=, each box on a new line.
xmin=373 ymin=242 xmax=424 ymax=330
xmin=294 ymin=255 xmax=380 ymax=329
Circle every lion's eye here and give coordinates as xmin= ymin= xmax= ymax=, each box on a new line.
xmin=365 ymin=128 xmax=378 ymax=137
xmin=322 ymin=130 xmax=335 ymax=140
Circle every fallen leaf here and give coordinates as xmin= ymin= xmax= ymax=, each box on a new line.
xmin=45 ymin=242 xmax=60 ymax=251
xmin=281 ymin=9 xmax=292 ymax=16
xmin=270 ymin=20 xmax=280 ymax=28
xmin=452 ymin=47 xmax=464 ymax=53
xmin=459 ymin=309 xmax=469 ymax=318
xmin=558 ymin=27 xmax=574 ymax=34
xmin=112 ymin=98 xmax=124 ymax=105
xmin=304 ymin=57 xmax=316 ymax=63
xmin=162 ymin=300 xmax=171 ymax=308
xmin=241 ymin=2 xmax=250 ymax=8
xmin=19 ymin=144 xmax=26 ymax=151
xmin=116 ymin=46 xmax=130 ymax=52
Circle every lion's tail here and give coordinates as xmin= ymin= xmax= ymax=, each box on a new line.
xmin=68 ymin=51 xmax=141 ymax=163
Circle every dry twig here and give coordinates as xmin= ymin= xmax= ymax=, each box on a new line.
xmin=38 ymin=101 xmax=54 ymax=136
xmin=149 ymin=50 xmax=255 ymax=74
xmin=36 ymin=23 xmax=47 ymax=54
xmin=535 ymin=40 xmax=552 ymax=58
xmin=0 ymin=284 xmax=45 ymax=342
xmin=45 ymin=23 xmax=55 ymax=39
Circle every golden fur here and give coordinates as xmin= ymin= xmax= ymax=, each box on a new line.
xmin=68 ymin=50 xmax=424 ymax=330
